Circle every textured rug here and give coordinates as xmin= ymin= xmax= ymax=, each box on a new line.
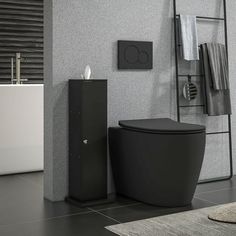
xmin=208 ymin=203 xmax=236 ymax=224
xmin=106 ymin=203 xmax=236 ymax=236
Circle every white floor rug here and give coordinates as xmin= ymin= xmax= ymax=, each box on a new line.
xmin=106 ymin=203 xmax=236 ymax=236
xmin=208 ymin=203 xmax=236 ymax=223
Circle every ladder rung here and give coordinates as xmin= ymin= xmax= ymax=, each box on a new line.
xmin=179 ymin=105 xmax=204 ymax=108
xmin=176 ymin=14 xmax=225 ymax=21
xmin=178 ymin=74 xmax=203 ymax=77
xmin=178 ymin=44 xmax=202 ymax=48
xmin=206 ymin=131 xmax=229 ymax=135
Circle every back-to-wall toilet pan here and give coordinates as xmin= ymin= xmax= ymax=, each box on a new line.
xmin=109 ymin=118 xmax=206 ymax=207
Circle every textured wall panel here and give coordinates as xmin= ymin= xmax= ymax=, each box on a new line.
xmin=44 ymin=0 xmax=236 ymax=201
xmin=0 ymin=0 xmax=43 ymax=83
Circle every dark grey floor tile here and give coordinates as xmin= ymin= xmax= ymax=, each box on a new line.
xmin=99 ymin=197 xmax=214 ymax=223
xmin=0 ymin=212 xmax=117 ymax=236
xmin=0 ymin=175 xmax=88 ymax=226
xmin=18 ymin=171 xmax=44 ymax=187
xmin=195 ymin=176 xmax=236 ymax=195
xmin=0 ymin=172 xmax=234 ymax=236
xmin=196 ymin=188 xmax=236 ymax=205
xmin=90 ymin=195 xmax=139 ymax=211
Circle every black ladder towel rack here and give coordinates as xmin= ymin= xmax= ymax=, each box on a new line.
xmin=173 ymin=0 xmax=233 ymax=184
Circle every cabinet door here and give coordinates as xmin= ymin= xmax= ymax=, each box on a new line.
xmin=69 ymin=81 xmax=83 ymax=199
xmin=69 ymin=80 xmax=107 ymax=201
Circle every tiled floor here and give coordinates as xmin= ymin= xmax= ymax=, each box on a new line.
xmin=0 ymin=173 xmax=236 ymax=236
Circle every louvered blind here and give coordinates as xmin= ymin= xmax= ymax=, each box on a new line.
xmin=0 ymin=0 xmax=43 ymax=83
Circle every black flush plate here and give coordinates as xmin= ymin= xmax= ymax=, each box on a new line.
xmin=118 ymin=40 xmax=153 ymax=70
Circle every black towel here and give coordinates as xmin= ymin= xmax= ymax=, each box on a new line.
xmin=200 ymin=44 xmax=231 ymax=116
xmin=206 ymin=43 xmax=229 ymax=90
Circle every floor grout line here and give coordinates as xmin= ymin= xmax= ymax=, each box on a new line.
xmin=91 ymin=202 xmax=141 ymax=212
xmin=195 ymin=184 xmax=236 ymax=196
xmin=88 ymin=208 xmax=122 ymax=224
xmin=17 ymin=174 xmax=43 ymax=188
xmin=194 ymin=196 xmax=218 ymax=205
xmin=0 ymin=210 xmax=93 ymax=229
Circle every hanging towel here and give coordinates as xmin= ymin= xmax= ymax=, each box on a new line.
xmin=206 ymin=43 xmax=229 ymax=90
xmin=200 ymin=44 xmax=231 ymax=116
xmin=180 ymin=15 xmax=199 ymax=61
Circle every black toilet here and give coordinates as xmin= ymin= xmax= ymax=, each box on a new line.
xmin=109 ymin=118 xmax=206 ymax=207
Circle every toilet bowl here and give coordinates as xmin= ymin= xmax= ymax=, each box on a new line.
xmin=109 ymin=118 xmax=206 ymax=207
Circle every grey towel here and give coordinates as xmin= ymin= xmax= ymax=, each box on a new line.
xmin=180 ymin=15 xmax=199 ymax=61
xmin=206 ymin=43 xmax=229 ymax=90
xmin=200 ymin=44 xmax=231 ymax=116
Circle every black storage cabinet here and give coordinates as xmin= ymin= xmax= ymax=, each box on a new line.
xmin=68 ymin=79 xmax=107 ymax=204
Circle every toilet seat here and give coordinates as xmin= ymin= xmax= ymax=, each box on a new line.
xmin=119 ymin=118 xmax=205 ymax=134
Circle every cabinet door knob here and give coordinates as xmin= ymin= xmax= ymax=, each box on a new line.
xmin=83 ymin=139 xmax=88 ymax=144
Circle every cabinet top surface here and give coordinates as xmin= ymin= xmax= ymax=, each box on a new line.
xmin=69 ymin=79 xmax=107 ymax=82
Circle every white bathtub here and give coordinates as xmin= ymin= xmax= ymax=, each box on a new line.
xmin=0 ymin=84 xmax=43 ymax=175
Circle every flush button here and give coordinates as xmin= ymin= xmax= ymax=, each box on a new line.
xmin=83 ymin=139 xmax=88 ymax=144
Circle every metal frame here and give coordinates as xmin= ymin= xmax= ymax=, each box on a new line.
xmin=173 ymin=0 xmax=233 ymax=184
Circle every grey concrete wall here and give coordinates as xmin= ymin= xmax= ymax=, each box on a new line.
xmin=44 ymin=0 xmax=236 ymax=201
xmin=44 ymin=0 xmax=53 ymax=200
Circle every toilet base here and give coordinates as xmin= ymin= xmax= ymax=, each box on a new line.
xmin=109 ymin=127 xmax=206 ymax=207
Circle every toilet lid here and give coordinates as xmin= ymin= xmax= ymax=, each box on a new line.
xmin=119 ymin=118 xmax=205 ymax=134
